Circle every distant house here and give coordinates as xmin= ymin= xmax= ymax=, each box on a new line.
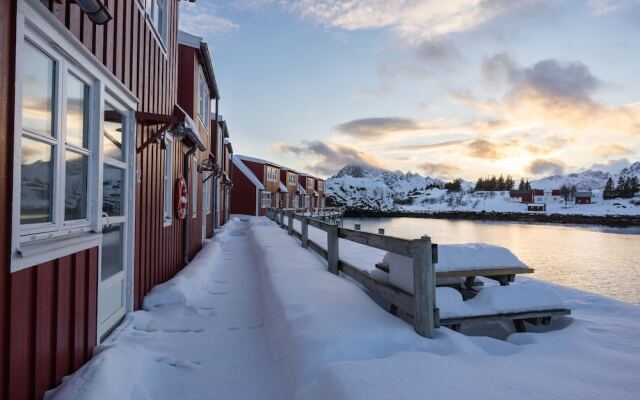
xmin=575 ymin=191 xmax=593 ymax=204
xmin=533 ymin=189 xmax=544 ymax=203
xmin=280 ymin=168 xmax=300 ymax=208
xmin=316 ymin=178 xmax=326 ymax=208
xmin=528 ymin=203 xmax=546 ymax=212
xmin=230 ymin=155 xmax=280 ymax=216
xmin=509 ymin=190 xmax=534 ymax=203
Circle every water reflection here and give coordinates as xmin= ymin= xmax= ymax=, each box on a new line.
xmin=345 ymin=217 xmax=640 ymax=304
xmin=101 ymin=224 xmax=123 ymax=280
xmin=20 ymin=137 xmax=53 ymax=224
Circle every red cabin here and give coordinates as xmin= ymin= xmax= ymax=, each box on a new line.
xmin=230 ymin=155 xmax=281 ymax=216
xmin=575 ymin=191 xmax=592 ymax=204
xmin=509 ymin=190 xmax=534 ymax=203
xmin=0 ymin=2 xmax=228 ymax=397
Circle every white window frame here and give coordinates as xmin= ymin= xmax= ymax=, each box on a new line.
xmin=266 ymin=166 xmax=277 ymax=182
xmin=198 ymin=67 xmax=209 ymax=127
xmin=288 ymin=172 xmax=297 ymax=186
xmin=261 ymin=192 xmax=271 ymax=208
xmin=318 ymin=181 xmax=324 ymax=192
xmin=307 ymin=178 xmax=315 ymax=191
xmin=192 ymin=156 xmax=198 ymax=219
xmin=162 ymin=133 xmax=174 ymax=226
xmin=11 ymin=1 xmax=138 ymax=274
xmin=137 ymin=0 xmax=168 ymax=53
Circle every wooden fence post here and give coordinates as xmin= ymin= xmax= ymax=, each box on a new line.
xmin=287 ymin=212 xmax=294 ymax=235
xmin=278 ymin=210 xmax=284 ymax=227
xmin=355 ymin=224 xmax=361 ymax=231
xmin=301 ymin=217 xmax=309 ymax=248
xmin=327 ymin=224 xmax=339 ymax=275
xmin=378 ymin=228 xmax=385 ymax=235
xmin=412 ymin=235 xmax=435 ymax=338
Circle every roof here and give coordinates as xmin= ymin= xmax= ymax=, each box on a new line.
xmin=236 ymin=154 xmax=281 ymax=168
xmin=232 ymin=156 xmax=264 ymax=190
xmin=279 ymin=181 xmax=287 ymax=192
xmin=178 ymin=30 xmax=220 ymax=99
xmin=575 ymin=191 xmax=592 ymax=197
xmin=297 ymin=184 xmax=306 ymax=195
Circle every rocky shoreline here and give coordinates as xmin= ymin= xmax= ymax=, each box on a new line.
xmin=342 ymin=209 xmax=640 ymax=227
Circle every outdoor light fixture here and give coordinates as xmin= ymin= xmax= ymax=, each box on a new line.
xmin=72 ymin=0 xmax=112 ymax=25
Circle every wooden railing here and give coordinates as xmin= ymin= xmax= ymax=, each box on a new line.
xmin=266 ymin=207 xmax=438 ymax=338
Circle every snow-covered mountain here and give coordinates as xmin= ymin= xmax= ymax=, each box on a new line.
xmin=531 ymin=161 xmax=640 ymax=190
xmin=326 ymin=162 xmax=640 ymax=214
xmin=326 ymin=165 xmax=445 ymax=211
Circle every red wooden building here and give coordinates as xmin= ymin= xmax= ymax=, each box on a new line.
xmin=211 ymin=115 xmax=233 ymax=227
xmin=230 ymin=155 xmax=281 ymax=216
xmin=280 ymin=167 xmax=301 ymax=209
xmin=0 ymin=1 xmax=229 ymax=398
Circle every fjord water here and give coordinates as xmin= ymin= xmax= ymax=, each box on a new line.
xmin=343 ymin=217 xmax=640 ymax=304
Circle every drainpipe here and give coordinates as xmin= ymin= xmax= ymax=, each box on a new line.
xmin=183 ymin=142 xmax=198 ymax=265
xmin=212 ymin=98 xmax=220 ymax=230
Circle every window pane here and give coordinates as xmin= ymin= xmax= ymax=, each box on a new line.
xmin=66 ymin=74 xmax=89 ymax=148
xmin=22 ymin=41 xmax=55 ymax=137
xmin=104 ymin=104 xmax=123 ymax=160
xmin=21 ymin=137 xmax=54 ymax=224
xmin=101 ymin=224 xmax=123 ymax=280
xmin=103 ymin=165 xmax=124 ymax=216
xmin=65 ymin=151 xmax=88 ymax=220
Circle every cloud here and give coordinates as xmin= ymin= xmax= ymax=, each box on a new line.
xmin=587 ymin=158 xmax=632 ymax=173
xmin=275 ymin=140 xmax=380 ymax=176
xmin=416 ymin=39 xmax=462 ymax=63
xmin=466 ymin=139 xmax=505 ymax=160
xmin=416 ymin=162 xmax=462 ymax=179
xmin=594 ymin=144 xmax=634 ymax=157
xmin=180 ymin=2 xmax=239 ymax=37
xmin=457 ymin=53 xmax=640 ymax=136
xmin=527 ymin=158 xmax=565 ymax=176
xmin=286 ymin=0 xmax=540 ymax=42
xmin=335 ymin=117 xmax=424 ymax=139
xmin=392 ymin=139 xmax=467 ymax=152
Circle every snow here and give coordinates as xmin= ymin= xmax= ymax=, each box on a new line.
xmin=46 ymin=218 xmax=287 ymax=400
xmin=383 ymin=244 xmax=528 ymax=293
xmin=48 ymin=216 xmax=640 ymax=400
xmin=279 ymin=181 xmax=288 ymax=192
xmin=232 ymin=156 xmax=265 ymax=190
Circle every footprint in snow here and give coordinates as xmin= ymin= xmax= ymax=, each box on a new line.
xmin=248 ymin=323 xmax=264 ymax=329
xmin=228 ymin=327 xmax=240 ymax=331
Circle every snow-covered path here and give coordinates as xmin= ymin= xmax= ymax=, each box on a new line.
xmin=47 ymin=218 xmax=287 ymax=400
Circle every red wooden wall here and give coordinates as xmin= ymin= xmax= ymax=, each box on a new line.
xmin=230 ymin=162 xmax=259 ymax=216
xmin=0 ymin=1 xmax=193 ymax=399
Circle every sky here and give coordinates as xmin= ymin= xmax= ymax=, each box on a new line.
xmin=179 ymin=0 xmax=640 ymax=180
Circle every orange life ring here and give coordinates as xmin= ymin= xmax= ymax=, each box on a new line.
xmin=175 ymin=177 xmax=188 ymax=219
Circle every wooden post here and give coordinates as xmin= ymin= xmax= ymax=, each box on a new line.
xmin=354 ymin=224 xmax=361 ymax=231
xmin=327 ymin=224 xmax=339 ymax=275
xmin=378 ymin=228 xmax=385 ymax=235
xmin=412 ymin=235 xmax=435 ymax=338
xmin=301 ymin=217 xmax=309 ymax=248
xmin=279 ymin=210 xmax=284 ymax=227
xmin=287 ymin=212 xmax=294 ymax=235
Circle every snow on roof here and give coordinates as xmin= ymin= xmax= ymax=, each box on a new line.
xmin=279 ymin=181 xmax=288 ymax=192
xmin=236 ymin=154 xmax=281 ymax=168
xmin=575 ymin=191 xmax=593 ymax=197
xmin=297 ymin=184 xmax=306 ymax=195
xmin=232 ymin=157 xmax=264 ymax=190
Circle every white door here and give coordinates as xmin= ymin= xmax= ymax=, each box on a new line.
xmin=98 ymin=95 xmax=133 ymax=340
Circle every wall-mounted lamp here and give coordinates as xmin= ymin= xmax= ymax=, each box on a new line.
xmin=72 ymin=0 xmax=112 ymax=25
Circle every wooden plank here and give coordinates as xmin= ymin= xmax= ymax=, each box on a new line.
xmin=437 ymin=268 xmax=534 ymax=279
xmin=104 ymin=0 xmax=115 ymax=72
xmin=67 ymin=1 xmax=82 ymax=40
xmin=8 ymin=268 xmax=36 ymax=400
xmin=72 ymin=252 xmax=86 ymax=370
xmin=327 ymin=224 xmax=339 ymax=275
xmin=339 ymin=260 xmax=415 ymax=315
xmin=86 ymin=247 xmax=98 ymax=358
xmin=114 ymin=0 xmax=124 ymax=81
xmin=439 ymin=309 xmax=571 ymax=326
xmin=339 ymin=229 xmax=414 ymax=258
xmin=307 ymin=218 xmax=328 ymax=231
xmin=34 ymin=262 xmax=56 ymax=397
xmin=301 ymin=217 xmax=309 ymax=248
xmin=55 ymin=256 xmax=73 ymax=384
xmin=412 ymin=236 xmax=435 ymax=338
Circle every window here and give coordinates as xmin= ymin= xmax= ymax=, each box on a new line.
xmin=192 ymin=157 xmax=198 ymax=219
xmin=266 ymin=166 xmax=277 ymax=182
xmin=288 ymin=172 xmax=297 ymax=186
xmin=317 ymin=181 xmax=324 ymax=192
xmin=19 ymin=40 xmax=92 ymax=234
xmin=12 ymin=4 xmax=137 ymax=273
xmin=144 ymin=0 xmax=167 ymax=45
xmin=261 ymin=192 xmax=271 ymax=208
xmin=307 ymin=178 xmax=314 ymax=190
xmin=198 ymin=68 xmax=209 ymax=126
xmin=163 ymin=134 xmax=174 ymax=225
